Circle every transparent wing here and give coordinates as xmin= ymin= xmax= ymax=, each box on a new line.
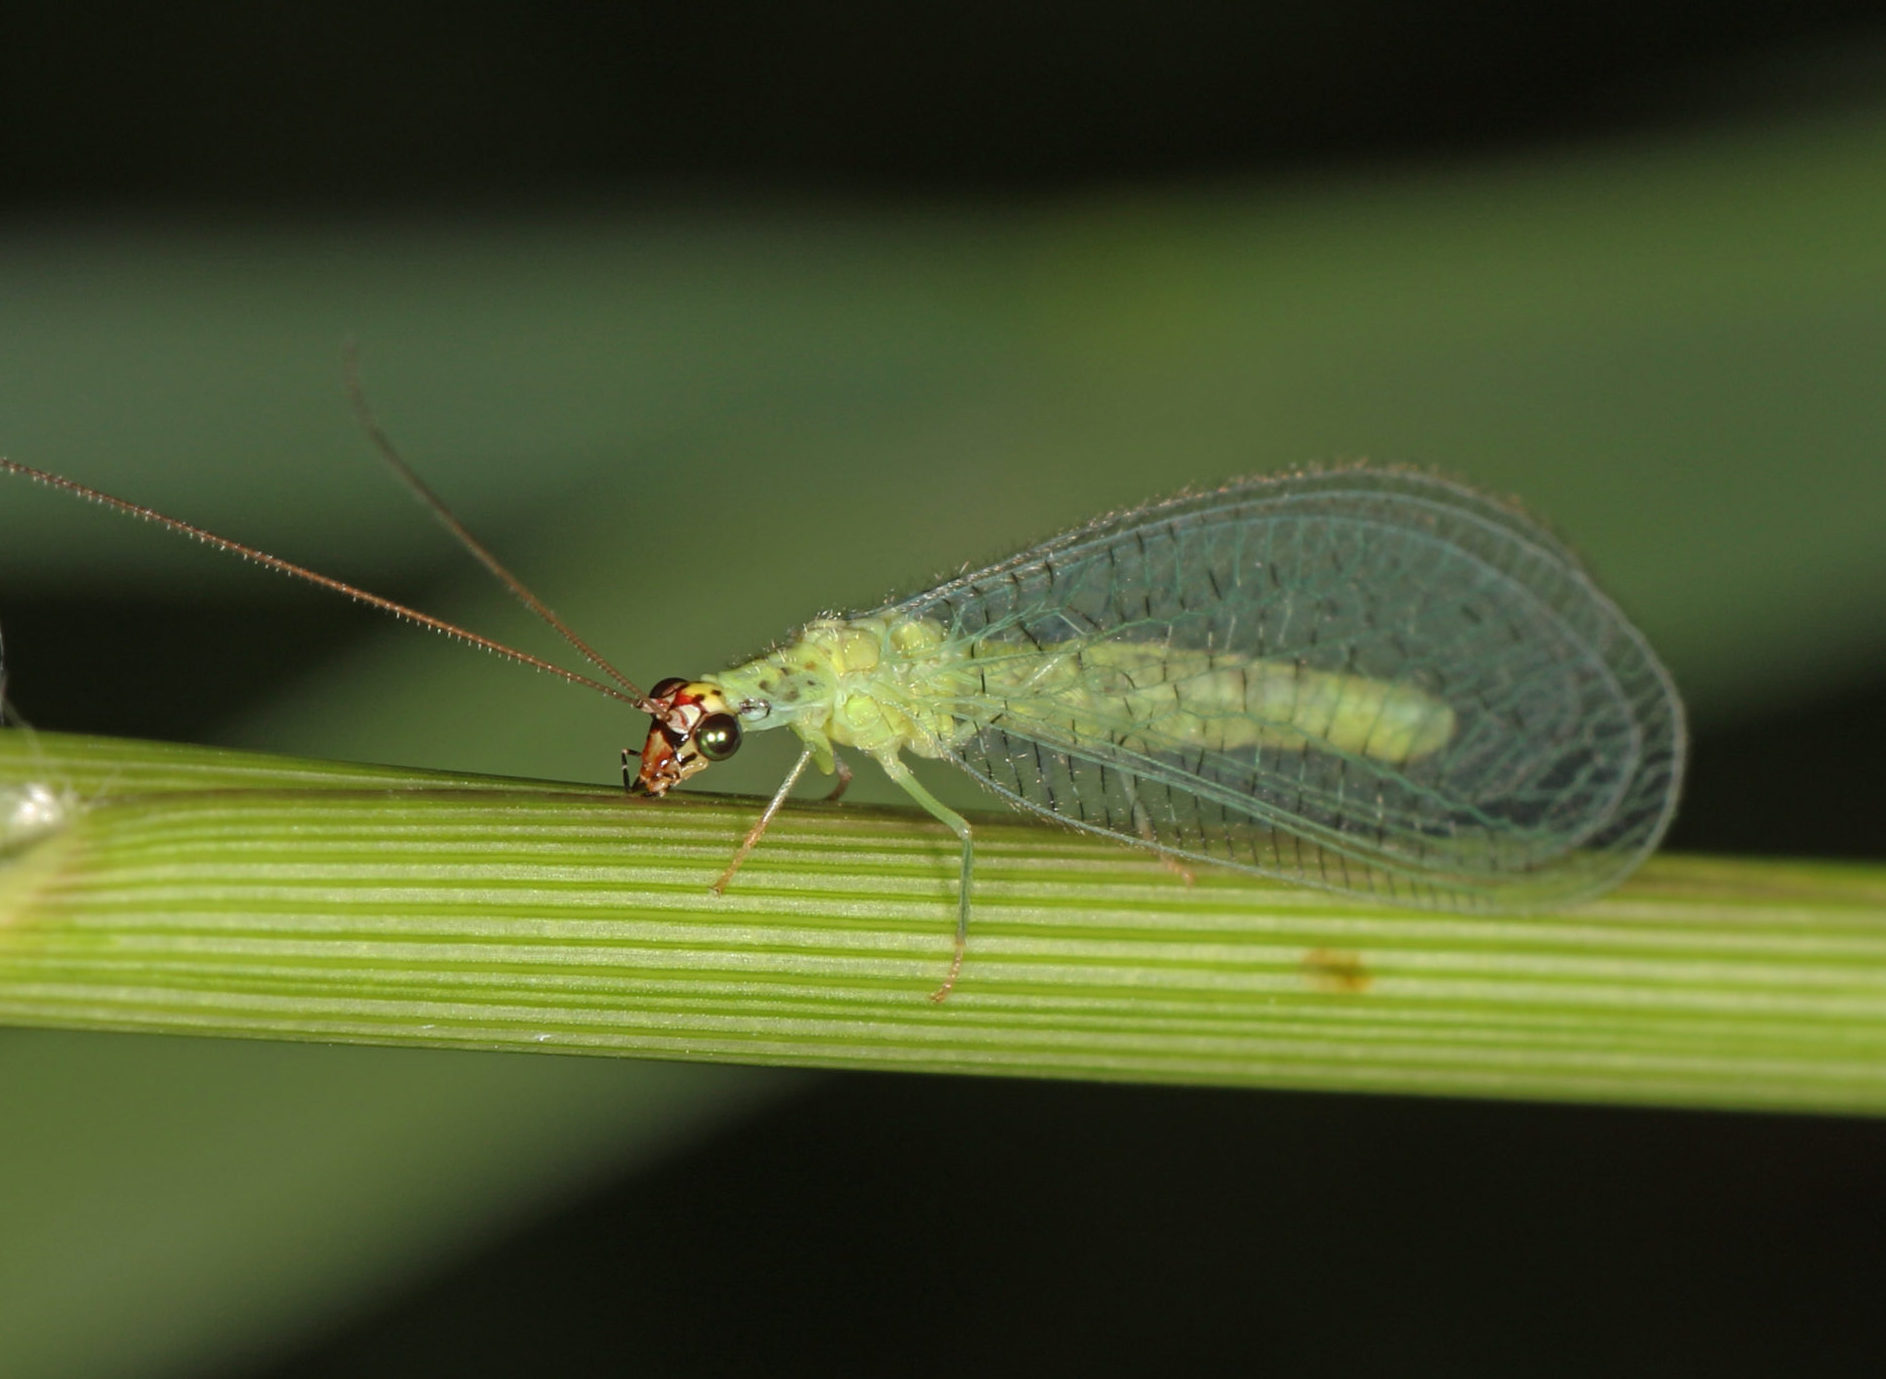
xmin=890 ymin=468 xmax=1685 ymax=910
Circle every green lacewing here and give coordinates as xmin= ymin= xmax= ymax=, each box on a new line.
xmin=0 ymin=453 xmax=1685 ymax=999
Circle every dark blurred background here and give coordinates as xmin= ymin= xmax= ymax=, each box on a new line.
xmin=5 ymin=1 xmax=1886 ymax=205
xmin=3 ymin=3 xmax=1886 ymax=1376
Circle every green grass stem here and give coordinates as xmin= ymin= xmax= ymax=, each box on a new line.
xmin=4 ymin=729 xmax=1884 ymax=1114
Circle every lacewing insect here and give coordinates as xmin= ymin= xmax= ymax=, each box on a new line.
xmin=0 ymin=434 xmax=1685 ymax=1000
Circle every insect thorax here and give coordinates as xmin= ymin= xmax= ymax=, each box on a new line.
xmin=705 ymin=614 xmax=970 ymax=761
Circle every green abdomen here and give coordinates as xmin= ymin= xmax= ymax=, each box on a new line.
xmin=953 ymin=637 xmax=1455 ymax=766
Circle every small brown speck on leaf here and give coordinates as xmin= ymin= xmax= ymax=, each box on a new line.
xmin=1303 ymin=947 xmax=1372 ymax=994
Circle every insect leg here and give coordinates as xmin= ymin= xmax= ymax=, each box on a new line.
xmin=874 ymin=754 xmax=973 ymax=1002
xmin=1122 ymin=782 xmax=1196 ymax=885
xmin=712 ymin=745 xmax=817 ymax=896
xmin=822 ymin=755 xmax=855 ymax=804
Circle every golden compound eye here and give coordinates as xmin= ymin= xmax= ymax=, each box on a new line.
xmin=693 ymin=713 xmax=743 ymax=762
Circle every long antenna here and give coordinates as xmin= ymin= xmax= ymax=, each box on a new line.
xmin=0 ymin=458 xmax=648 ymax=708
xmin=342 ymin=345 xmax=648 ymax=703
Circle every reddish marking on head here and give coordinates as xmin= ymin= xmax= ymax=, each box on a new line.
xmin=630 ymin=680 xmax=721 ymax=796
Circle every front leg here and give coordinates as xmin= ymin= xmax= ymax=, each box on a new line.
xmin=712 ymin=744 xmax=817 ymax=896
